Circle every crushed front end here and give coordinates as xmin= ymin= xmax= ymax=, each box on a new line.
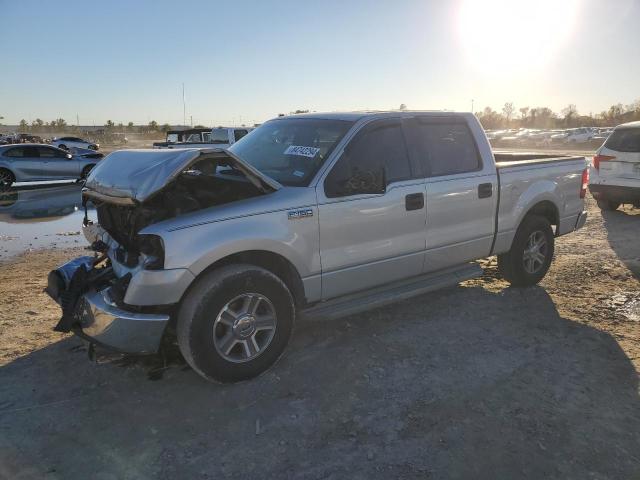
xmin=46 ymin=246 xmax=171 ymax=354
xmin=45 ymin=148 xmax=276 ymax=354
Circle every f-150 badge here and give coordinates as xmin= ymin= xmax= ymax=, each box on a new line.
xmin=288 ymin=208 xmax=314 ymax=220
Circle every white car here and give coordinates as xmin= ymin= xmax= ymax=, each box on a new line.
xmin=589 ymin=121 xmax=640 ymax=210
xmin=51 ymin=136 xmax=99 ymax=151
xmin=551 ymin=128 xmax=593 ymax=144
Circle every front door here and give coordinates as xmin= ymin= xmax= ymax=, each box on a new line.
xmin=317 ymin=119 xmax=426 ymax=300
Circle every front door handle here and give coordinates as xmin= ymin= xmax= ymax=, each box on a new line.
xmin=405 ymin=192 xmax=425 ymax=211
xmin=478 ymin=183 xmax=493 ymax=199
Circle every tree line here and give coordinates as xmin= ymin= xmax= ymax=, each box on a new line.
xmin=7 ymin=119 xmax=175 ymax=134
xmin=4 ymin=99 xmax=640 ymax=133
xmin=476 ymin=99 xmax=640 ymax=130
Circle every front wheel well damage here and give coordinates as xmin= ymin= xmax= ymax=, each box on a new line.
xmin=187 ymin=250 xmax=306 ymax=308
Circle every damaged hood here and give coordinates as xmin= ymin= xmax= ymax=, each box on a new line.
xmin=83 ymin=148 xmax=281 ymax=204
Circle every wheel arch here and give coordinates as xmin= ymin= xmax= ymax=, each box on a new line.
xmin=185 ymin=250 xmax=306 ymax=308
xmin=0 ymin=166 xmax=16 ymax=183
xmin=524 ymin=200 xmax=559 ymax=231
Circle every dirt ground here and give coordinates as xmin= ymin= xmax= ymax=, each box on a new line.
xmin=0 ymin=196 xmax=638 ymax=479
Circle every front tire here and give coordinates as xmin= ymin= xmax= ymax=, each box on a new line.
xmin=58 ymin=144 xmax=68 ymax=150
xmin=498 ymin=214 xmax=554 ymax=287
xmin=596 ymin=199 xmax=620 ymax=211
xmin=177 ymin=264 xmax=295 ymax=383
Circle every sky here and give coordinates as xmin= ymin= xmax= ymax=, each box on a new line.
xmin=1 ymin=0 xmax=639 ymax=126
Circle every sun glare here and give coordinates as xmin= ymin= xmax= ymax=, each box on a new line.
xmin=457 ymin=0 xmax=580 ymax=75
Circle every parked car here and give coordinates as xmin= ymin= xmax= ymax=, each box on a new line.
xmin=551 ymin=128 xmax=593 ymax=144
xmin=51 ymin=136 xmax=99 ymax=151
xmin=0 ymin=144 xmax=102 ymax=187
xmin=153 ymin=127 xmax=252 ymax=149
xmin=47 ymin=111 xmax=588 ymax=383
xmin=589 ymin=120 xmax=640 ymax=210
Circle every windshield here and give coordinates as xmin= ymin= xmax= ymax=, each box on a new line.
xmin=228 ymin=118 xmax=354 ymax=186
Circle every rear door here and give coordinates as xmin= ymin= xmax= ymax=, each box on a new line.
xmin=404 ymin=116 xmax=498 ymax=273
xmin=3 ymin=146 xmax=43 ymax=180
xmin=38 ymin=146 xmax=79 ymax=179
xmin=317 ymin=119 xmax=427 ymax=299
xmin=597 ymin=127 xmax=640 ymax=182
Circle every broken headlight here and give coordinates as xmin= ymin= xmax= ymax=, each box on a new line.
xmin=137 ymin=234 xmax=165 ymax=270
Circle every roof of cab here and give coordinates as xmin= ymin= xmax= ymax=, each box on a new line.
xmin=274 ymin=110 xmax=471 ymax=122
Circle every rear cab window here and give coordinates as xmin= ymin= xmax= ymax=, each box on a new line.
xmin=604 ymin=128 xmax=640 ymax=152
xmin=405 ymin=117 xmax=482 ymax=177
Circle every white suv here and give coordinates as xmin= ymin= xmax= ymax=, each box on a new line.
xmin=589 ymin=121 xmax=640 ymax=210
xmin=51 ymin=136 xmax=99 ymax=151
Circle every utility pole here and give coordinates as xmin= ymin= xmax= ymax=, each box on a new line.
xmin=182 ymin=83 xmax=186 ymax=127
xmin=76 ymin=113 xmax=79 ymax=127
xmin=190 ymin=115 xmax=193 ymax=127
xmin=471 ymin=99 xmax=474 ymax=114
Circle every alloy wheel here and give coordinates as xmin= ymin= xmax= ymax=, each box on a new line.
xmin=213 ymin=293 xmax=277 ymax=363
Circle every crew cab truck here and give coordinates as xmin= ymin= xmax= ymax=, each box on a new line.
xmin=46 ymin=111 xmax=588 ymax=383
xmin=152 ymin=127 xmax=252 ymax=149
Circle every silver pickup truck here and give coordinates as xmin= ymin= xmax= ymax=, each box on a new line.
xmin=46 ymin=111 xmax=588 ymax=383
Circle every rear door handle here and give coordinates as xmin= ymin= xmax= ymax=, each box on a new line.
xmin=478 ymin=183 xmax=493 ymax=199
xmin=405 ymin=192 xmax=424 ymax=211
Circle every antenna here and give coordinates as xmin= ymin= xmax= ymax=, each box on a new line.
xmin=182 ymin=83 xmax=186 ymax=127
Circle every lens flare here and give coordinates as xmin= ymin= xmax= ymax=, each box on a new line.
xmin=457 ymin=0 xmax=580 ymax=76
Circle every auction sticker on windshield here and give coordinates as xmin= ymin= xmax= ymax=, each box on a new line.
xmin=284 ymin=145 xmax=320 ymax=158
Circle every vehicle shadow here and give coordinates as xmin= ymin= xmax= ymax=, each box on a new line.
xmin=1 ymin=285 xmax=639 ymax=479
xmin=601 ymin=206 xmax=640 ymax=279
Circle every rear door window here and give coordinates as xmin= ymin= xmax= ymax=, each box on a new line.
xmin=4 ymin=147 xmax=24 ymax=157
xmin=604 ymin=129 xmax=640 ymax=152
xmin=405 ymin=118 xmax=481 ymax=177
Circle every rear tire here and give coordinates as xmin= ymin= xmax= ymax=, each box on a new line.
xmin=596 ymin=199 xmax=620 ymax=211
xmin=0 ymin=168 xmax=14 ymax=189
xmin=498 ymin=214 xmax=554 ymax=287
xmin=177 ymin=264 xmax=295 ymax=383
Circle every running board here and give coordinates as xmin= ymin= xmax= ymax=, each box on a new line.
xmin=301 ymin=263 xmax=483 ymax=322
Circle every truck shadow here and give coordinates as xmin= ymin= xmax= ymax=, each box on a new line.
xmin=601 ymin=206 xmax=640 ymax=279
xmin=1 ymin=285 xmax=639 ymax=479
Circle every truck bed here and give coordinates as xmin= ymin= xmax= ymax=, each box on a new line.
xmin=494 ymin=152 xmax=586 ymax=168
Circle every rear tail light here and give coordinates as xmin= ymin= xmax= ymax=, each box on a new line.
xmin=580 ymin=167 xmax=589 ymax=199
xmin=593 ymin=154 xmax=615 ymax=170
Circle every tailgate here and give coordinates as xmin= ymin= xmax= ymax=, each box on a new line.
xmin=598 ymin=148 xmax=640 ymax=180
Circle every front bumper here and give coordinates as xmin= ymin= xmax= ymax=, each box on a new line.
xmin=74 ymin=289 xmax=169 ymax=354
xmin=48 ymin=257 xmax=170 ymax=354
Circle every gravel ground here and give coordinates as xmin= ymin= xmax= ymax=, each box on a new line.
xmin=0 ymin=196 xmax=638 ymax=479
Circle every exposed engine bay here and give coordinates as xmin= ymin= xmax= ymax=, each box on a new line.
xmin=82 ymin=153 xmax=269 ymax=264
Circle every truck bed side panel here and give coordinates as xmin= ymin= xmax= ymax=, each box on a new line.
xmin=493 ymin=158 xmax=587 ymax=255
